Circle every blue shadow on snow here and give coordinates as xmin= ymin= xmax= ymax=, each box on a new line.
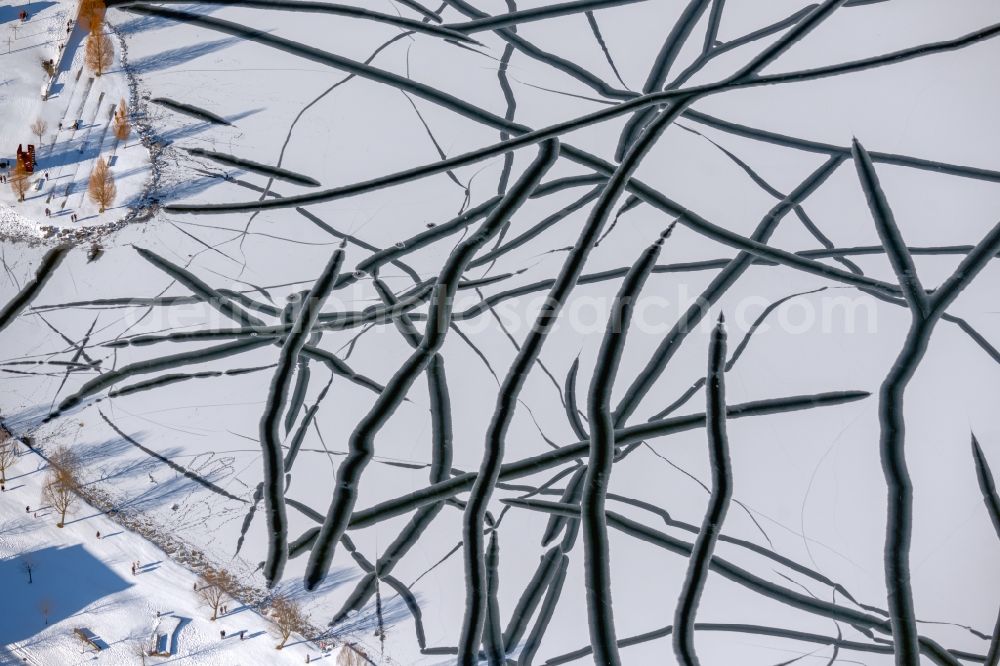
xmin=0 ymin=2 xmax=56 ymax=26
xmin=0 ymin=544 xmax=134 ymax=645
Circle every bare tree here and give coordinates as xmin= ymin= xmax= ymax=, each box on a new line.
xmin=38 ymin=598 xmax=52 ymax=625
xmin=49 ymin=446 xmax=80 ymax=483
xmin=88 ymin=157 xmax=116 ymax=212
xmin=30 ymin=118 xmax=47 ymax=145
xmin=9 ymin=162 xmax=29 ymax=202
xmin=268 ymin=592 xmax=308 ymax=649
xmin=0 ymin=430 xmax=16 ymax=486
xmin=129 ymin=637 xmax=148 ymax=665
xmin=336 ymin=644 xmax=369 ymax=666
xmin=42 ymin=475 xmax=76 ymax=527
xmin=41 ymin=445 xmax=80 ymax=527
xmin=84 ymin=22 xmax=113 ymax=76
xmin=195 ymin=567 xmax=236 ymax=621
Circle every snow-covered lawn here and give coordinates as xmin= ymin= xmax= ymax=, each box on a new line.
xmin=0 ymin=440 xmax=340 ymax=665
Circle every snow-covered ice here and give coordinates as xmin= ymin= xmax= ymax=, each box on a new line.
xmin=2 ymin=0 xmax=1000 ymax=664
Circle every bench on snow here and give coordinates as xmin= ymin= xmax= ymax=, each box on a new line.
xmin=73 ymin=627 xmax=105 ymax=651
xmin=149 ymin=632 xmax=170 ymax=657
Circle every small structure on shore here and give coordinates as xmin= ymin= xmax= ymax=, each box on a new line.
xmin=16 ymin=144 xmax=36 ymax=173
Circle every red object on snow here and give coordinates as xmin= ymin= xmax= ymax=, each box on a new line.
xmin=16 ymin=144 xmax=36 ymax=173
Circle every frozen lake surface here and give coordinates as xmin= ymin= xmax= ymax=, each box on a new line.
xmin=1 ymin=1 xmax=999 ymax=664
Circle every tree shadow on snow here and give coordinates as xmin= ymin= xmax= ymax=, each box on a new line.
xmin=2 ymin=407 xmax=239 ymax=519
xmin=128 ymin=37 xmax=241 ymax=74
xmin=311 ymin=591 xmax=416 ymax=646
xmin=116 ymin=5 xmax=221 ymax=35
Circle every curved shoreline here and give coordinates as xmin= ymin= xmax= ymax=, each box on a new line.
xmin=1 ymin=10 xmax=162 ymax=247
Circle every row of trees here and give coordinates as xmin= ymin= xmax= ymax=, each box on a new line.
xmin=193 ymin=567 xmax=311 ymax=651
xmin=5 ymin=99 xmax=126 ymax=209
xmin=90 ymin=98 xmax=128 ymax=210
xmin=18 ymin=433 xmax=333 ymax=657
xmin=6 ymin=0 xmax=128 ymax=210
xmin=6 ymin=157 xmax=116 ymax=211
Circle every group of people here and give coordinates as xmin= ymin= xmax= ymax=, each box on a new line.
xmin=219 ymin=629 xmax=246 ymax=640
xmin=42 ymin=209 xmax=81 ymax=223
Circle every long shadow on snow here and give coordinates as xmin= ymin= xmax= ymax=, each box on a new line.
xmin=116 ymin=4 xmax=220 ymax=34
xmin=158 ymin=169 xmax=248 ymax=204
xmin=3 ymin=407 xmax=238 ymax=513
xmin=0 ymin=544 xmax=134 ymax=645
xmin=129 ymin=37 xmax=241 ymax=73
xmin=40 ymin=115 xmax=220 ymax=176
xmin=0 ymin=2 xmax=56 ymax=26
xmin=314 ymin=591 xmax=415 ymax=643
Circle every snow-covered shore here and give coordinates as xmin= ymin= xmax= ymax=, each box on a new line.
xmin=0 ymin=434 xmax=353 ymax=664
xmin=0 ymin=0 xmax=153 ymax=244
